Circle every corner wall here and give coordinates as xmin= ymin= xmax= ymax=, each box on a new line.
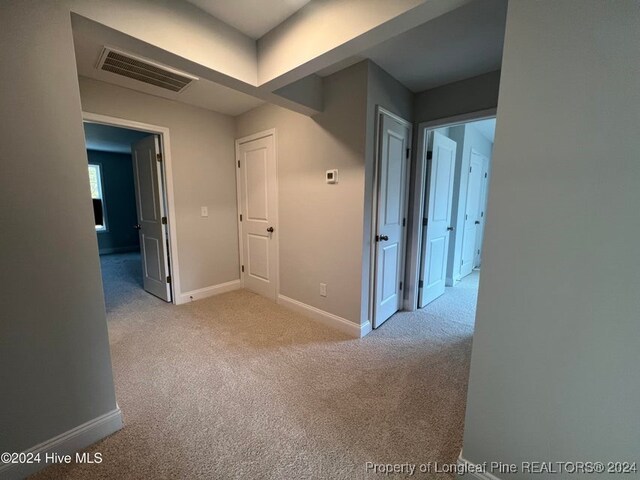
xmin=462 ymin=0 xmax=640 ymax=472
xmin=235 ymin=62 xmax=369 ymax=325
xmin=79 ymin=78 xmax=240 ymax=295
xmin=0 ymin=0 xmax=118 ymax=459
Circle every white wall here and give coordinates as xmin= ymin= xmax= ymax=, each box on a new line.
xmin=236 ymin=62 xmax=369 ymax=324
xmin=0 ymin=0 xmax=118 ymax=458
xmin=446 ymin=123 xmax=493 ymax=284
xmin=79 ymin=78 xmax=240 ymax=295
xmin=462 ymin=0 xmax=640 ymax=473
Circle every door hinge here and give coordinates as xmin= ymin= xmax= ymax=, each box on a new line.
xmin=402 ymin=218 xmax=406 ymax=227
xmin=481 ymin=211 xmax=484 ymax=217
xmin=239 ymin=214 xmax=242 ymax=221
xmin=399 ymin=281 xmax=403 ymax=290
xmin=166 ymin=275 xmax=171 ymax=284
xmin=423 ymin=218 xmax=428 ymax=226
xmin=406 ymin=148 xmax=411 ymax=159
xmin=156 ymin=153 xmax=162 ymax=162
xmin=469 ymin=166 xmax=472 ymax=172
xmin=426 ymin=151 xmax=433 ymax=160
xmin=241 ymin=265 xmax=244 ymax=273
xmin=465 ymin=214 xmax=468 ymax=220
xmin=161 ymin=216 xmax=167 ymax=225
xmin=237 ymin=160 xmax=240 ymax=168
xmin=485 ymin=172 xmax=488 ymax=178
xmin=418 ymin=280 xmax=424 ymax=288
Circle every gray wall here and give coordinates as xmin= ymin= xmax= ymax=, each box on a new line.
xmin=87 ymin=150 xmax=140 ymax=255
xmin=79 ymin=78 xmax=239 ymax=294
xmin=462 ymin=0 xmax=640 ymax=474
xmin=0 ymin=0 xmax=117 ymax=454
xmin=236 ymin=62 xmax=369 ymax=324
xmin=414 ymin=70 xmax=500 ymax=124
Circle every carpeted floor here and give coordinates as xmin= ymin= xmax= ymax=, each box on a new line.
xmin=32 ymin=253 xmax=478 ymax=479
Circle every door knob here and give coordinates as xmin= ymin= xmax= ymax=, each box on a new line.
xmin=447 ymin=226 xmax=454 ymax=231
xmin=377 ymin=235 xmax=389 ymax=242
xmin=267 ymin=226 xmax=274 ymax=233
xmin=134 ymin=224 xmax=141 ymax=230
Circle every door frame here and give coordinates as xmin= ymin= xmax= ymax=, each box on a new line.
xmin=82 ymin=111 xmax=180 ymax=304
xmin=405 ymin=108 xmax=497 ymax=312
xmin=369 ymin=106 xmax=412 ymax=327
xmin=234 ymin=129 xmax=279 ymax=298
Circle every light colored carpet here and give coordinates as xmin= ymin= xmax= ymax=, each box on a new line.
xmin=32 ymin=253 xmax=478 ymax=479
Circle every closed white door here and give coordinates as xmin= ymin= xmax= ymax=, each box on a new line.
xmin=373 ymin=112 xmax=411 ymax=328
xmin=419 ymin=132 xmax=457 ymax=307
xmin=460 ymin=149 xmax=484 ymax=278
xmin=474 ymin=156 xmax=490 ymax=267
xmin=132 ymin=135 xmax=172 ymax=302
xmin=237 ymin=133 xmax=277 ymax=300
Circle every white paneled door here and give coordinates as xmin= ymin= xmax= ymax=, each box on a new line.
xmin=419 ymin=131 xmax=457 ymax=308
xmin=237 ymin=132 xmax=277 ymax=301
xmin=460 ymin=149 xmax=485 ymax=278
xmin=373 ymin=111 xmax=411 ymax=328
xmin=132 ymin=135 xmax=172 ymax=302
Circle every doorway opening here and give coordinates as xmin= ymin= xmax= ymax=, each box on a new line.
xmin=83 ymin=113 xmax=179 ymax=307
xmin=408 ymin=113 xmax=496 ymax=323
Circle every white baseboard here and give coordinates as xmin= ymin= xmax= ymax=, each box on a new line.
xmin=458 ymin=455 xmax=503 ymax=480
xmin=98 ymin=246 xmax=139 ymax=255
xmin=277 ymin=295 xmax=370 ymax=338
xmin=176 ymin=279 xmax=241 ymax=305
xmin=0 ymin=407 xmax=123 ymax=480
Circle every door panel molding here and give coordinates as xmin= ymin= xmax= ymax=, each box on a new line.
xmin=371 ymin=107 xmax=412 ymax=329
xmin=235 ymin=129 xmax=279 ymax=301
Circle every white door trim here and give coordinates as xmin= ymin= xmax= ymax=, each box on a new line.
xmin=405 ymin=108 xmax=497 ymax=312
xmin=82 ymin=111 xmax=180 ymax=304
xmin=370 ymin=106 xmax=412 ymax=327
xmin=235 ymin=128 xmax=279 ymax=298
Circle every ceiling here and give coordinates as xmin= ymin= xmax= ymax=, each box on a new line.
xmin=73 ymin=21 xmax=264 ymax=117
xmin=84 ymin=123 xmax=150 ymax=154
xmin=184 ymin=0 xmax=311 ymax=39
xmin=359 ymin=0 xmax=507 ymax=92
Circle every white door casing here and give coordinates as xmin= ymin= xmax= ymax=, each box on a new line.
xmin=131 ymin=135 xmax=172 ymax=302
xmin=237 ymin=132 xmax=278 ymax=301
xmin=419 ymin=131 xmax=457 ymax=307
xmin=474 ymin=155 xmax=490 ymax=267
xmin=460 ymin=149 xmax=484 ymax=278
xmin=373 ymin=111 xmax=411 ymax=328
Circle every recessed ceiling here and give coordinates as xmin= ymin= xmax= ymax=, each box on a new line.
xmin=73 ymin=18 xmax=264 ymax=117
xmin=358 ymin=0 xmax=507 ymax=92
xmin=184 ymin=0 xmax=311 ymax=39
xmin=84 ymin=123 xmax=150 ymax=154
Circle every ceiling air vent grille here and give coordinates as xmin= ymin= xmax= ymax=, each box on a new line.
xmin=97 ymin=47 xmax=198 ymax=93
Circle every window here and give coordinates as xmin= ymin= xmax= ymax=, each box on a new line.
xmin=88 ymin=164 xmax=107 ymax=231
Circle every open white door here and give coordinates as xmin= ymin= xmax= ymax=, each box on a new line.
xmin=419 ymin=132 xmax=457 ymax=308
xmin=132 ymin=135 xmax=172 ymax=302
xmin=460 ymin=149 xmax=484 ymax=278
xmin=237 ymin=132 xmax=277 ymax=301
xmin=373 ymin=111 xmax=411 ymax=328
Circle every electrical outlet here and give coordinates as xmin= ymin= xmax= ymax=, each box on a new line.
xmin=201 ymin=206 xmax=208 ymax=217
xmin=320 ymin=283 xmax=327 ymax=297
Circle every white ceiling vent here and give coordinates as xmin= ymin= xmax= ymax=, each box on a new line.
xmin=96 ymin=47 xmax=198 ymax=93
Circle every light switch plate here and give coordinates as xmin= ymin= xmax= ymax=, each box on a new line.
xmin=201 ymin=206 xmax=208 ymax=217
xmin=326 ymin=169 xmax=338 ymax=184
